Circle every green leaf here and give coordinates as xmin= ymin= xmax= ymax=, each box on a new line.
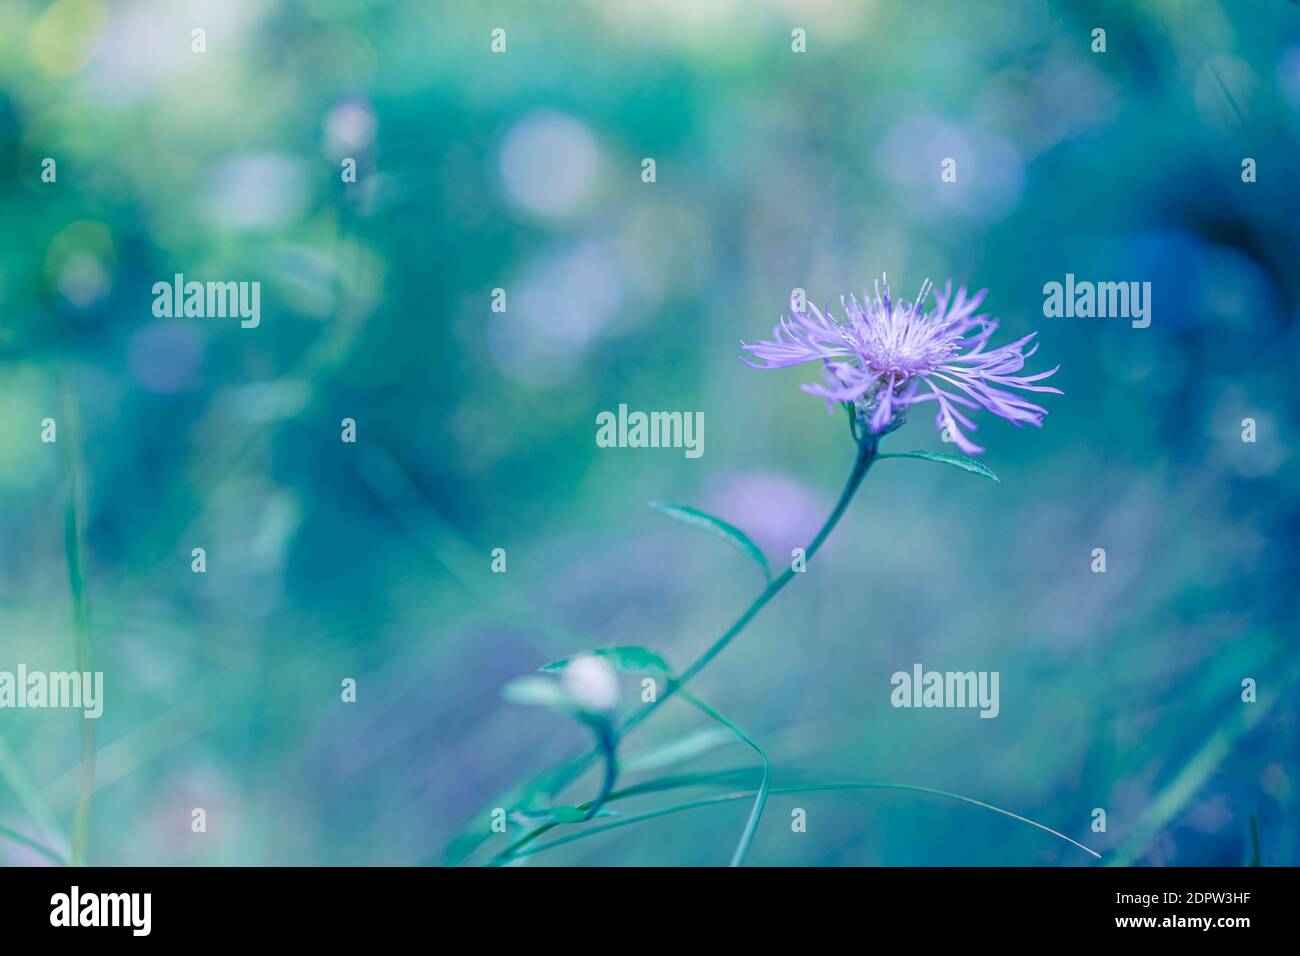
xmin=620 ymin=727 xmax=735 ymax=774
xmin=649 ymin=502 xmax=772 ymax=582
xmin=877 ymin=450 xmax=1000 ymax=483
xmin=500 ymin=676 xmax=570 ymax=709
xmin=509 ymin=806 xmax=620 ymax=826
xmin=546 ymin=807 xmax=590 ymax=824
xmin=541 ymin=646 xmax=672 ymax=675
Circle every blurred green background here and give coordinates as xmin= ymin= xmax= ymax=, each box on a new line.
xmin=1 ymin=0 xmax=1297 ymax=866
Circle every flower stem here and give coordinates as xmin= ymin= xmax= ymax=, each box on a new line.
xmin=622 ymin=434 xmax=877 ymax=733
xmin=582 ymin=721 xmax=619 ymax=821
xmin=454 ymin=434 xmax=880 ymax=865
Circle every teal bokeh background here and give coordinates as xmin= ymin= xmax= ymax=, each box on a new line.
xmin=1 ymin=0 xmax=1297 ymax=865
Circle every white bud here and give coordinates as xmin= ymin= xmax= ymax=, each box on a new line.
xmin=562 ymin=656 xmax=619 ymax=712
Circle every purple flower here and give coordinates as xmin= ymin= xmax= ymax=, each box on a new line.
xmin=742 ymin=276 xmax=1061 ymax=455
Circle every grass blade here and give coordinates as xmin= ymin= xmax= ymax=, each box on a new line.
xmin=0 ymin=823 xmax=68 ymax=866
xmin=677 ymin=689 xmax=770 ymax=867
xmin=499 ymin=778 xmax=1101 ymax=863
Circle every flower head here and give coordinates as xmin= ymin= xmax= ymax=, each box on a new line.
xmin=742 ymin=276 xmax=1061 ymax=455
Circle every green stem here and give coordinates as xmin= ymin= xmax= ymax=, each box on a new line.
xmin=467 ymin=437 xmax=879 ymax=865
xmin=627 ymin=435 xmax=877 ymax=731
xmin=582 ymin=721 xmax=619 ymax=821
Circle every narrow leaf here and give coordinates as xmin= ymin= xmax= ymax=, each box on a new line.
xmin=541 ymin=646 xmax=671 ymax=675
xmin=877 ymin=450 xmax=1000 ymax=483
xmin=620 ymin=727 xmax=735 ymax=774
xmin=501 ymin=676 xmax=570 ymax=709
xmin=649 ymin=502 xmax=772 ymax=582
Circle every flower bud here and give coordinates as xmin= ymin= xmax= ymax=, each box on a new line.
xmin=562 ymin=655 xmax=619 ymax=712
